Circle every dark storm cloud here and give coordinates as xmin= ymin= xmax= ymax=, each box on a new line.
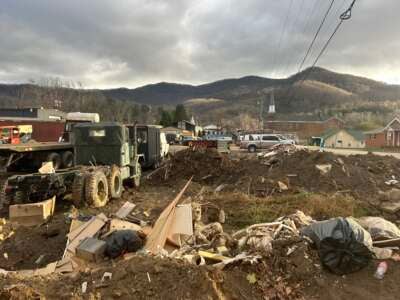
xmin=0 ymin=0 xmax=399 ymax=88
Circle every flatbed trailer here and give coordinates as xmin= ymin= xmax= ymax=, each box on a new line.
xmin=0 ymin=142 xmax=74 ymax=172
xmin=0 ymin=123 xmax=142 ymax=209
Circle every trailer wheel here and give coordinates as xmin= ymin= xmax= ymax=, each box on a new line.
xmin=61 ymin=151 xmax=74 ymax=168
xmin=85 ymin=170 xmax=109 ymax=207
xmin=108 ymin=166 xmax=122 ymax=199
xmin=72 ymin=173 xmax=86 ymax=207
xmin=46 ymin=152 xmax=62 ymax=170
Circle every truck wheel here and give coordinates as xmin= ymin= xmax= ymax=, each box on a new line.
xmin=85 ymin=170 xmax=109 ymax=207
xmin=61 ymin=151 xmax=74 ymax=168
xmin=13 ymin=190 xmax=27 ymax=204
xmin=248 ymin=145 xmax=257 ymax=153
xmin=72 ymin=173 xmax=86 ymax=207
xmin=108 ymin=166 xmax=122 ymax=199
xmin=134 ymin=165 xmax=141 ymax=188
xmin=0 ymin=179 xmax=10 ymax=209
xmin=46 ymin=152 xmax=62 ymax=170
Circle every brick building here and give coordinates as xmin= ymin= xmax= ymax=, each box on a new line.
xmin=264 ymin=117 xmax=345 ymax=141
xmin=365 ymin=117 xmax=400 ymax=148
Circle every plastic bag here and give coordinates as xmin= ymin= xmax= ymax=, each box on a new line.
xmin=105 ymin=230 xmax=143 ymax=259
xmin=357 ymin=216 xmax=400 ymax=240
xmin=301 ymin=217 xmax=373 ymax=275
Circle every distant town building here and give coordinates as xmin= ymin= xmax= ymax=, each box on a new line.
xmin=264 ymin=116 xmax=345 ymax=141
xmin=203 ymin=124 xmax=223 ymax=136
xmin=322 ymin=128 xmax=365 ymax=149
xmin=175 ymin=120 xmax=196 ymax=134
xmin=365 ymin=117 xmax=400 ymax=148
xmin=0 ymin=107 xmax=66 ymax=121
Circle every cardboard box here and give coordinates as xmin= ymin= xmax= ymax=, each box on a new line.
xmin=9 ymin=197 xmax=56 ymax=226
xmin=76 ymin=237 xmax=107 ymax=262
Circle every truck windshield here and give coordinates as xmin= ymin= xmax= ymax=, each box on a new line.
xmin=89 ymin=129 xmax=105 ymax=137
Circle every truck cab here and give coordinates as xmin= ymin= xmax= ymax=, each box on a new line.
xmin=0 ymin=126 xmax=21 ymax=145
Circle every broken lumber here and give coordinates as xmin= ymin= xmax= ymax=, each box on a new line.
xmin=144 ymin=177 xmax=192 ymax=254
xmin=115 ymin=201 xmax=136 ymax=219
xmin=67 ymin=213 xmax=107 ymax=254
xmin=9 ymin=197 xmax=55 ymax=226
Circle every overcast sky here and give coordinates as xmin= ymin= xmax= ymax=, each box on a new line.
xmin=0 ymin=0 xmax=399 ymax=88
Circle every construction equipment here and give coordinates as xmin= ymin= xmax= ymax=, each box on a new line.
xmin=1 ymin=123 xmax=141 ymax=208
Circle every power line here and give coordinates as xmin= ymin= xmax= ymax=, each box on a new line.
xmin=279 ymin=0 xmax=306 ymax=77
xmin=277 ymin=0 xmax=356 ymax=111
xmin=271 ymin=0 xmax=294 ymax=78
xmin=297 ymin=0 xmax=336 ymax=73
xmin=302 ymin=0 xmax=357 ymax=82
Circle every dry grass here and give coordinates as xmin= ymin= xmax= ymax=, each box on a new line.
xmin=208 ymin=191 xmax=371 ymax=231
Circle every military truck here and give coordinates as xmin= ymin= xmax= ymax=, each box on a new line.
xmin=0 ymin=123 xmax=141 ymax=208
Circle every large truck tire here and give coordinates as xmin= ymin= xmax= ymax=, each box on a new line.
xmin=0 ymin=179 xmax=10 ymax=209
xmin=46 ymin=152 xmax=62 ymax=170
xmin=85 ymin=170 xmax=109 ymax=207
xmin=134 ymin=165 xmax=141 ymax=188
xmin=72 ymin=173 xmax=86 ymax=207
xmin=108 ymin=166 xmax=122 ymax=199
xmin=61 ymin=151 xmax=74 ymax=168
xmin=13 ymin=190 xmax=28 ymax=204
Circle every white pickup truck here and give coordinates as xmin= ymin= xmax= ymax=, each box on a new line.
xmin=240 ymin=134 xmax=295 ymax=152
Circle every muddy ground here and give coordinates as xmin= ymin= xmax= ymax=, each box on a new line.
xmin=0 ymin=148 xmax=400 ymax=299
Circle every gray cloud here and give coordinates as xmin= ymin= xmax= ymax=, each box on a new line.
xmin=0 ymin=0 xmax=399 ymax=88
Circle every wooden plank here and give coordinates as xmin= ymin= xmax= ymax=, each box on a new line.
xmin=109 ymin=219 xmax=142 ymax=232
xmin=67 ymin=218 xmax=94 ymax=241
xmin=115 ymin=201 xmax=136 ymax=219
xmin=67 ymin=213 xmax=107 ymax=254
xmin=144 ymin=178 xmax=192 ymax=254
xmin=9 ymin=197 xmax=55 ymax=226
xmin=198 ymin=251 xmax=230 ymax=262
xmin=373 ymin=238 xmax=400 ymax=248
xmin=167 ymin=204 xmax=193 ymax=247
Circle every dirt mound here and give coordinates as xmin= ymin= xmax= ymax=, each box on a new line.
xmin=0 ymin=214 xmax=68 ymax=271
xmin=151 ymin=148 xmax=239 ymax=185
xmin=154 ymin=149 xmax=400 ymax=209
xmin=0 ymin=255 xmax=264 ymax=299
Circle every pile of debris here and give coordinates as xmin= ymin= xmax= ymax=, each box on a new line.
xmin=150 ymin=148 xmax=400 ymax=216
xmin=2 ymin=177 xmax=400 ymax=299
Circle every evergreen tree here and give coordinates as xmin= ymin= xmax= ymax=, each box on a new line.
xmin=174 ymin=104 xmax=188 ymax=122
xmin=159 ymin=109 xmax=173 ymax=127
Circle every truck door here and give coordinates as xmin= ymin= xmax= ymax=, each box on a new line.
xmin=262 ymin=135 xmax=280 ymax=148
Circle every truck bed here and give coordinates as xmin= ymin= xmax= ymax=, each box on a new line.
xmin=0 ymin=142 xmax=72 ymax=153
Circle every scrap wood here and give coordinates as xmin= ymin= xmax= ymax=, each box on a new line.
xmin=198 ymin=250 xmax=230 ymax=262
xmin=145 ymin=177 xmax=193 ymax=254
xmin=373 ymin=238 xmax=400 ymax=248
xmin=10 ymin=262 xmax=58 ymax=278
xmin=114 ymin=201 xmax=136 ymax=219
xmin=102 ymin=219 xmax=142 ymax=238
xmin=67 ymin=213 xmax=108 ymax=254
xmin=67 ymin=217 xmax=95 ymax=241
xmin=145 ymin=164 xmax=168 ymax=179
xmin=232 ymin=222 xmax=282 ymax=238
xmin=167 ymin=203 xmax=193 ymax=247
xmin=55 ymin=257 xmax=75 ymax=274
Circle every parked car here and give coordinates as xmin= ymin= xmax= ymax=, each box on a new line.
xmin=203 ymin=135 xmax=233 ymax=143
xmin=240 ymin=134 xmax=295 ymax=152
xmin=181 ymin=136 xmax=196 ymax=146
